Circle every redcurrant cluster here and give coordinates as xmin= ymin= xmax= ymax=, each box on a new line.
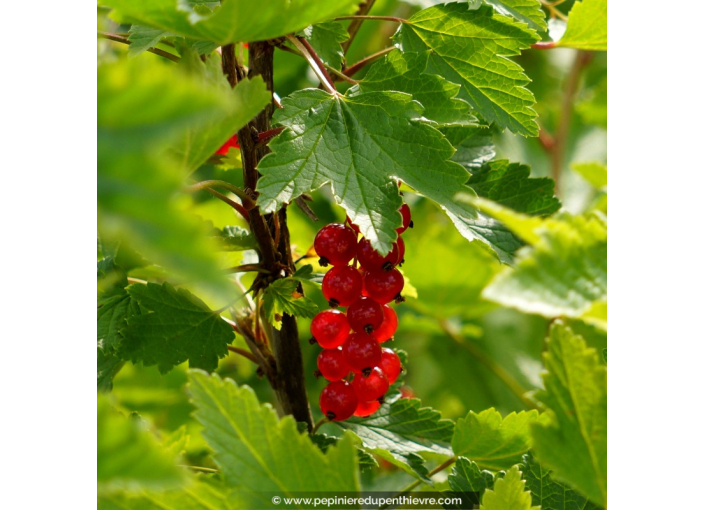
xmin=312 ymin=204 xmax=413 ymax=422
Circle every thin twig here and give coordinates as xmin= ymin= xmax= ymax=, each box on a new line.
xmin=276 ymin=44 xmax=358 ymax=84
xmin=378 ymin=457 xmax=457 ymax=509
xmin=227 ymin=345 xmax=260 ymax=364
xmin=343 ymin=46 xmax=395 ymax=78
xmin=532 ymin=41 xmax=557 ymax=50
xmin=312 ymin=417 xmax=329 ymax=434
xmin=178 ymin=465 xmax=219 ymax=473
xmin=223 ymin=264 xmax=270 ymax=274
xmin=335 ymin=15 xmax=405 ymax=23
xmin=202 ymin=187 xmax=250 ymax=222
xmin=549 ymin=50 xmax=593 ymax=194
xmin=298 ymin=37 xmax=336 ymax=89
xmin=341 ymin=0 xmax=377 ymax=54
xmin=185 ymin=180 xmax=255 ymax=209
xmin=97 ymin=31 xmax=180 ymax=63
xmin=286 ymin=35 xmax=338 ymax=95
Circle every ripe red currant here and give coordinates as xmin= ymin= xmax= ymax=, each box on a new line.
xmin=357 ymin=237 xmax=400 ymax=272
xmin=379 ymin=348 xmax=402 ymax=384
xmin=322 ymin=266 xmax=363 ymax=307
xmin=396 ymin=204 xmax=412 ymax=234
xmin=397 ymin=237 xmax=405 ymax=264
xmin=352 ymin=367 xmax=389 ymax=402
xmin=342 ymin=332 xmax=382 ymax=373
xmin=314 ymin=223 xmax=357 ymax=267
xmin=319 ymin=381 xmax=358 ymax=421
xmin=347 ymin=297 xmax=384 ymax=334
xmin=364 ymin=268 xmax=405 ymax=304
xmin=353 ymin=399 xmax=381 ymax=417
xmin=310 ymin=309 xmax=350 ymax=348
xmin=372 ymin=305 xmax=398 ymax=342
xmin=317 ymin=348 xmax=351 ymax=382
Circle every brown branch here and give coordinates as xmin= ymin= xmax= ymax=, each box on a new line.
xmin=549 ymin=50 xmax=593 ymax=194
xmin=226 ymin=41 xmax=314 ymax=430
xmin=341 ymin=0 xmax=377 ymax=54
xmin=97 ymin=31 xmax=180 ymax=63
xmin=343 ymin=46 xmax=395 ymax=78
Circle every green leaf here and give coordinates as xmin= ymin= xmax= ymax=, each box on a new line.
xmin=440 ymin=125 xmax=496 ymax=171
xmin=98 ymin=348 xmax=125 ymax=392
xmin=358 ymin=50 xmax=474 ymax=126
xmin=300 ymin=22 xmax=349 ymax=70
xmin=557 ymin=0 xmax=607 ymax=51
xmin=571 ymin=162 xmax=607 ymax=190
xmin=468 ymin=160 xmax=561 ymax=216
xmin=484 ymin=0 xmax=547 ymax=31
xmin=104 ymin=0 xmax=360 ymax=45
xmin=261 ymin=278 xmax=319 ymax=330
xmin=97 ymin=395 xmax=183 ymax=490
xmin=98 ymin=477 xmax=237 ymax=510
xmin=398 ymin=4 xmax=540 ymax=136
xmin=452 ymin=408 xmax=542 ymax=471
xmin=256 ymin=88 xmax=483 ymax=256
xmin=98 ymin=291 xmax=132 ymax=353
xmin=531 ymin=323 xmax=607 ymax=506
xmin=521 ymin=452 xmax=603 ymax=510
xmin=444 ymin=457 xmax=495 ymax=508
xmin=482 ymin=213 xmax=607 ymax=319
xmin=121 ymin=282 xmax=234 ymax=373
xmin=169 ymin=53 xmax=271 ymax=173
xmin=337 ymin=394 xmax=455 ymax=462
xmin=188 ymin=370 xmax=359 ymax=506
xmin=127 ymin=25 xmax=171 ymax=57
xmin=310 ymin=433 xmax=379 ymax=471
xmin=212 ymin=225 xmax=257 ymax=251
xmin=480 ymin=465 xmax=538 ymax=510
xmin=98 ymin=58 xmax=238 ymax=296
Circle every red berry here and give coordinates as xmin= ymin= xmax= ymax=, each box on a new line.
xmin=364 ymin=268 xmax=405 ymax=304
xmin=310 ymin=309 xmax=350 ymax=348
xmin=347 ymin=297 xmax=384 ymax=334
xmin=322 ymin=266 xmax=363 ymax=307
xmin=353 ymin=399 xmax=381 ymax=417
xmin=342 ymin=332 xmax=382 ymax=373
xmin=317 ymin=348 xmax=351 ymax=382
xmin=397 ymin=237 xmax=405 ymax=264
xmin=357 ymin=237 xmax=400 ymax=272
xmin=372 ymin=305 xmax=398 ymax=342
xmin=319 ymin=381 xmax=358 ymax=421
xmin=379 ymin=348 xmax=402 ymax=384
xmin=352 ymin=367 xmax=389 ymax=402
xmin=314 ymin=223 xmax=357 ymax=267
xmin=215 ymin=133 xmax=240 ymax=155
xmin=396 ymin=204 xmax=412 ymax=234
